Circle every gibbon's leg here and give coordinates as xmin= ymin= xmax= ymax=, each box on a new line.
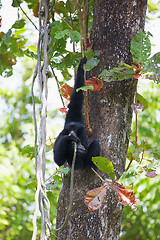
xmin=54 ymin=133 xmax=70 ymax=167
xmin=85 ymin=140 xmax=100 ymax=169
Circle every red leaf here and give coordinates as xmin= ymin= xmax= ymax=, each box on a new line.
xmin=133 ymin=74 xmax=141 ymax=79
xmin=61 ymin=85 xmax=73 ymax=100
xmin=133 ymin=73 xmax=146 ymax=80
xmin=112 ymin=183 xmax=138 ymax=211
xmin=59 ymin=107 xmax=68 ymax=114
xmin=146 ymin=170 xmax=157 ymax=178
xmin=84 ymin=185 xmax=107 ymax=211
xmin=86 ymin=77 xmax=103 ymax=92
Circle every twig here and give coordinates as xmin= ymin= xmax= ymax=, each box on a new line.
xmin=45 ymin=173 xmax=56 ymax=183
xmin=91 ymin=167 xmax=105 ymax=182
xmin=73 ymin=0 xmax=105 ymax=28
xmin=50 ymin=64 xmax=65 ymax=107
xmin=56 ymin=15 xmax=73 ymax=30
xmin=140 ymin=140 xmax=145 ymax=164
xmin=125 ymin=157 xmax=134 ymax=172
xmin=16 ymin=0 xmax=39 ymax=31
xmin=135 ymin=79 xmax=138 ymax=148
xmin=79 ymin=3 xmax=83 ymax=56
xmin=67 ymin=1 xmax=76 ymax=77
xmin=84 ymin=91 xmax=92 ymax=134
xmin=135 ymin=113 xmax=138 ymax=148
xmin=79 ymin=1 xmax=92 ymax=134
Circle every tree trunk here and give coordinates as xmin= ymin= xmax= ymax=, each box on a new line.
xmin=56 ymin=1 xmax=147 ymax=239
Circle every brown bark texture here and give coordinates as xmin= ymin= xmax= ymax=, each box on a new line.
xmin=56 ymin=1 xmax=147 ymax=239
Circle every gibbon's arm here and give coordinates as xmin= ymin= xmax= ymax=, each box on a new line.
xmin=65 ymin=56 xmax=87 ymax=124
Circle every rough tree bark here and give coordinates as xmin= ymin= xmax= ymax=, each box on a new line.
xmin=56 ymin=1 xmax=147 ymax=239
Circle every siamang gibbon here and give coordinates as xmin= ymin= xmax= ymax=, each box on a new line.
xmin=53 ymin=57 xmax=100 ymax=169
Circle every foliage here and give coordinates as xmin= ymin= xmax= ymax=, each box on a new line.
xmin=120 ymin=81 xmax=160 ymax=240
xmin=1 ymin=0 xmax=160 ymax=239
xmin=100 ymin=31 xmax=160 ymax=84
xmin=0 ymin=21 xmax=26 ymax=77
xmin=99 ymin=63 xmax=135 ymax=82
xmin=0 ymin=75 xmax=62 ymax=239
xmin=0 ymin=143 xmax=35 ymax=240
xmin=147 ymin=0 xmax=160 ymax=15
xmin=0 ymin=85 xmax=33 ymax=147
xmin=0 ymin=81 xmax=37 ymax=239
xmin=85 ymin=181 xmax=138 ymax=212
xmin=121 ymin=176 xmax=160 ymax=240
xmin=0 ymin=0 xmax=99 ymax=83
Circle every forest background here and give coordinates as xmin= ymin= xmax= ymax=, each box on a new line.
xmin=0 ymin=0 xmax=160 ymax=239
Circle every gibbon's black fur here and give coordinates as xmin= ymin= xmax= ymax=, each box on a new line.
xmin=53 ymin=57 xmax=100 ymax=169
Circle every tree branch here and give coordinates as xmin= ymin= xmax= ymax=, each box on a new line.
xmin=16 ymin=0 xmax=39 ymax=31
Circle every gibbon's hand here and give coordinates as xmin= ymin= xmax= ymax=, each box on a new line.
xmin=68 ymin=131 xmax=80 ymax=143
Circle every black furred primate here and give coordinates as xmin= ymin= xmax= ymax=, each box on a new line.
xmin=53 ymin=57 xmax=100 ymax=169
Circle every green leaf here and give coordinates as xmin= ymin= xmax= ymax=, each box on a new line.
xmin=85 ymin=57 xmax=100 ymax=71
xmin=143 ymin=52 xmax=160 ymax=83
xmin=137 ymin=93 xmax=148 ymax=111
xmin=12 ymin=0 xmax=22 ymax=7
xmin=56 ymin=167 xmax=70 ymax=174
xmin=24 ymin=49 xmax=38 ymax=60
xmin=84 ymin=49 xmax=95 ymax=60
xmin=22 ymin=145 xmax=35 ymax=159
xmin=25 ymin=180 xmax=37 ymax=188
xmin=77 ymin=85 xmax=94 ymax=92
xmin=0 ymin=41 xmax=8 ymax=54
xmin=61 ymin=67 xmax=72 ymax=81
xmin=55 ymin=29 xmax=70 ymax=39
xmin=119 ymin=62 xmax=133 ymax=69
xmin=50 ymin=38 xmax=67 ymax=58
xmin=94 ymin=50 xmax=100 ymax=57
xmin=12 ymin=19 xmax=25 ymax=29
xmin=130 ymin=31 xmax=151 ymax=64
xmin=46 ymin=179 xmax=62 ymax=190
xmin=69 ymin=30 xmax=81 ymax=43
xmin=50 ymin=21 xmax=62 ymax=32
xmin=51 ymin=52 xmax=81 ymax=69
xmin=99 ymin=67 xmax=135 ymax=82
xmin=92 ymin=157 xmax=115 ymax=180
xmin=52 ymin=175 xmax=62 ymax=181
xmin=4 ymin=69 xmax=13 ymax=77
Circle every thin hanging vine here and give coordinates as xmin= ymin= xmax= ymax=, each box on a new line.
xmin=31 ymin=1 xmax=53 ymax=239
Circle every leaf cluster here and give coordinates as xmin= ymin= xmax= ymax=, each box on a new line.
xmin=100 ymin=31 xmax=160 ymax=84
xmin=0 ymin=19 xmax=26 ymax=77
